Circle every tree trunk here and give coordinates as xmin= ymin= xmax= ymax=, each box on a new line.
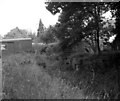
xmin=117 ymin=66 xmax=120 ymax=99
xmin=96 ymin=27 xmax=101 ymax=54
xmin=95 ymin=3 xmax=101 ymax=54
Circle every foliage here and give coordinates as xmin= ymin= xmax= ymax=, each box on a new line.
xmin=27 ymin=31 xmax=36 ymax=40
xmin=110 ymin=2 xmax=120 ymax=50
xmin=4 ymin=27 xmax=27 ymax=39
xmin=73 ymin=51 xmax=120 ymax=99
xmin=3 ymin=27 xmax=36 ymax=40
xmin=2 ymin=53 xmax=91 ymax=99
xmin=45 ymin=42 xmax=61 ymax=55
xmin=2 ymin=47 xmax=120 ymax=99
xmin=37 ymin=19 xmax=45 ymax=37
xmin=40 ymin=25 xmax=58 ymax=44
xmin=45 ymin=2 xmax=116 ymax=54
xmin=35 ymin=48 xmax=120 ymax=99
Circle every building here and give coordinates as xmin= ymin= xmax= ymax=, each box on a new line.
xmin=0 ymin=38 xmax=33 ymax=56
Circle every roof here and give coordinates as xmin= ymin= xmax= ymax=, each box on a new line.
xmin=0 ymin=38 xmax=32 ymax=42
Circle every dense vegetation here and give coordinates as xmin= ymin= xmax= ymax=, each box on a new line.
xmin=3 ymin=27 xmax=36 ymax=40
xmin=2 ymin=53 xmax=90 ymax=99
xmin=2 ymin=1 xmax=120 ymax=100
xmin=2 ymin=47 xmax=120 ymax=99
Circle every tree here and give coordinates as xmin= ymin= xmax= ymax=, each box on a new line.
xmin=37 ymin=19 xmax=45 ymax=37
xmin=27 ymin=31 xmax=37 ymax=40
xmin=45 ymin=2 xmax=115 ymax=54
xmin=110 ymin=2 xmax=120 ymax=50
xmin=3 ymin=27 xmax=36 ymax=40
xmin=109 ymin=3 xmax=120 ymax=98
xmin=40 ymin=25 xmax=58 ymax=44
xmin=46 ymin=2 xmax=120 ymax=98
xmin=4 ymin=27 xmax=28 ymax=39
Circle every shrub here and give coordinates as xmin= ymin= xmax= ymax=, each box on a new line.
xmin=4 ymin=50 xmax=119 ymax=99
xmin=56 ymin=51 xmax=120 ymax=99
xmin=78 ymin=51 xmax=120 ymax=99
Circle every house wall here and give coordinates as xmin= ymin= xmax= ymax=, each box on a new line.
xmin=1 ymin=38 xmax=33 ymax=56
xmin=14 ymin=40 xmax=33 ymax=53
xmin=1 ymin=41 xmax=15 ymax=55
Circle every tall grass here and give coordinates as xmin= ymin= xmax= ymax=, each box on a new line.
xmin=3 ymin=45 xmax=120 ymax=99
xmin=2 ymin=52 xmax=90 ymax=99
xmin=35 ymin=48 xmax=120 ymax=99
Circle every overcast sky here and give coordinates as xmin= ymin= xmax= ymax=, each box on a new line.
xmin=0 ymin=0 xmax=116 ymax=42
xmin=0 ymin=0 xmax=60 ymax=36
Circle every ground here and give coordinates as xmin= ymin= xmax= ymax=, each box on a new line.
xmin=2 ymin=51 xmax=119 ymax=99
xmin=2 ymin=53 xmax=88 ymax=99
xmin=0 ymin=58 xmax=2 ymax=99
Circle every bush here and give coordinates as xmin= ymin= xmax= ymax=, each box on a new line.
xmin=4 ymin=50 xmax=119 ymax=99
xmin=76 ymin=51 xmax=120 ymax=99
xmin=55 ymin=51 xmax=120 ymax=99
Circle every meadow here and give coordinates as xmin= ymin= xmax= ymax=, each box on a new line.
xmin=2 ymin=52 xmax=87 ymax=99
xmin=2 ymin=44 xmax=120 ymax=99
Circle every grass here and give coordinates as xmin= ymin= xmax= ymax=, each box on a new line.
xmin=2 ymin=48 xmax=120 ymax=99
xmin=36 ymin=50 xmax=120 ymax=99
xmin=2 ymin=52 xmax=89 ymax=99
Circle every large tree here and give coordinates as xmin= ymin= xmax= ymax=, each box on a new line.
xmin=45 ymin=2 xmax=115 ymax=54
xmin=109 ymin=2 xmax=120 ymax=98
xmin=110 ymin=2 xmax=120 ymax=50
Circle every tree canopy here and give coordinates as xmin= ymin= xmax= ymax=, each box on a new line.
xmin=37 ymin=19 xmax=45 ymax=37
xmin=3 ymin=27 xmax=36 ymax=40
xmin=4 ymin=27 xmax=28 ymax=39
xmin=39 ymin=25 xmax=58 ymax=44
xmin=45 ymin=2 xmax=119 ymax=54
xmin=110 ymin=2 xmax=120 ymax=50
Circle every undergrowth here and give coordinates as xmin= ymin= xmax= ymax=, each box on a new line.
xmin=2 ymin=48 xmax=120 ymax=99
xmin=35 ymin=48 xmax=120 ymax=100
xmin=2 ymin=52 xmax=89 ymax=99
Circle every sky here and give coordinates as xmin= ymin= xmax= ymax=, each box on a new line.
xmin=0 ymin=0 xmax=115 ymax=42
xmin=0 ymin=0 xmax=60 ymax=37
